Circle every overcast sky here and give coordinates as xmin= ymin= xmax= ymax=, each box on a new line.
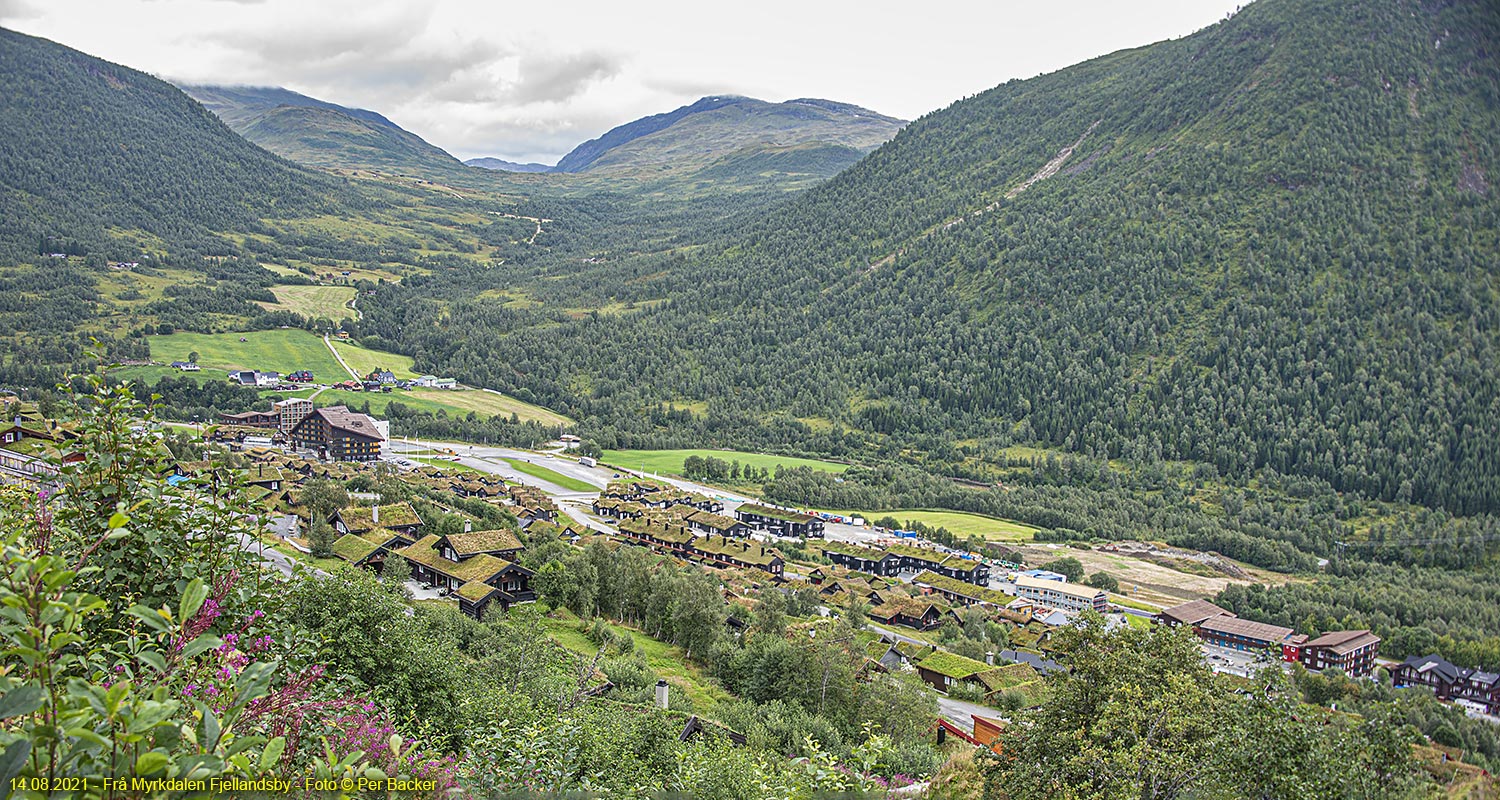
xmin=0 ymin=0 xmax=1247 ymax=164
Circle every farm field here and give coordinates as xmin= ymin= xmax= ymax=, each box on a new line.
xmin=418 ymin=388 xmax=572 ymax=426
xmin=147 ymin=329 xmax=347 ymax=378
xmin=848 ymin=508 xmax=1040 ymax=541
xmin=328 ymin=339 xmax=419 ymax=380
xmin=302 ymin=388 xmax=571 ymax=426
xmin=499 ymin=458 xmax=596 ymax=492
xmin=255 ymin=285 xmax=357 ymax=321
xmin=601 ymin=449 xmax=851 ymax=476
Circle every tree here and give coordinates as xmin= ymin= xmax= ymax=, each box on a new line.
xmin=381 ymin=552 xmax=412 ymax=595
xmin=981 ymin=616 xmax=1432 ymax=800
xmin=187 ymin=350 xmax=199 ymax=364
xmin=1085 ymin=570 xmax=1119 ymax=592
xmin=1040 ymin=556 xmax=1085 ymax=582
xmin=300 ymin=478 xmax=349 ymax=558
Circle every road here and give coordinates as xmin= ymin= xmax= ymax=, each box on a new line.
xmin=323 ymin=334 xmax=360 ymax=381
xmin=938 ymin=695 xmax=1007 ymax=729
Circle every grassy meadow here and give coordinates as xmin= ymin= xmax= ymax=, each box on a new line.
xmin=256 ymin=285 xmax=358 ymax=320
xmin=601 ymin=449 xmax=851 ymax=476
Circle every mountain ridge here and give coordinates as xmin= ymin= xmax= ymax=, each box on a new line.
xmin=180 ymin=84 xmax=468 ymax=176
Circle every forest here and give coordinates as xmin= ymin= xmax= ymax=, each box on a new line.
xmin=1 ymin=379 xmax=1482 ymax=799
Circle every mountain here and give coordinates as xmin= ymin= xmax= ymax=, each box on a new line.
xmin=362 ymin=0 xmax=1500 ymax=518
xmin=176 ymin=84 xmax=397 ymax=130
xmin=551 ymin=95 xmax=906 ymax=188
xmin=465 ymin=157 xmax=553 ymax=173
xmin=0 ymin=28 xmax=339 ymax=257
xmin=180 ymin=84 xmax=466 ymax=175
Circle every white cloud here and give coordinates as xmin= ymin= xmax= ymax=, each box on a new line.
xmin=1 ymin=0 xmax=1249 ymax=162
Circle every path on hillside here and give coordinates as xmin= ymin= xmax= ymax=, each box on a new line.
xmin=323 ymin=334 xmax=360 ymax=381
xmin=867 ymin=119 xmax=1102 ymax=272
xmin=493 ymin=212 xmax=551 ymax=244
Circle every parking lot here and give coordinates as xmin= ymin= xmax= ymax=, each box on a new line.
xmin=1200 ymin=643 xmax=1286 ymax=678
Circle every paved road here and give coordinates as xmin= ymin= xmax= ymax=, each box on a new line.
xmin=938 ymin=695 xmax=1007 ymax=729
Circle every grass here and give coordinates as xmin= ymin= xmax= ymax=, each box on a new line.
xmin=148 ymin=329 xmax=345 ymax=378
xmin=256 ymin=285 xmax=357 ymax=321
xmin=409 ymin=456 xmax=485 ymax=474
xmin=416 ymin=388 xmax=572 ymax=426
xmin=540 ymin=609 xmax=735 ymax=712
xmin=310 ymin=387 xmax=571 ymax=426
xmin=601 ymin=449 xmax=851 ymax=477
xmin=329 ymin=339 xmax=418 ymax=380
xmin=500 ymin=458 xmax=597 ymax=492
xmin=854 ymin=509 xmax=1039 ymax=541
xmin=142 ymin=330 xmax=570 ymax=426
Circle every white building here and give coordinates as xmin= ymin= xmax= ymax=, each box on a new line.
xmin=1013 ymin=574 xmax=1108 ymax=613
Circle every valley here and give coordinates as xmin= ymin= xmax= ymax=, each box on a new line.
xmin=0 ymin=0 xmax=1497 ymax=796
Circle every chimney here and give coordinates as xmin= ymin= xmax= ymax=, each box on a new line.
xmin=464 ymin=519 xmax=472 ymax=533
xmin=371 ymin=505 xmax=379 ymax=524
xmin=986 ymin=652 xmax=995 ymax=666
xmin=654 ymin=680 xmax=669 ymax=709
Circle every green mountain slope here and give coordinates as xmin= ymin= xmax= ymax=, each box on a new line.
xmin=554 ymin=95 xmax=906 ymax=189
xmin=0 ymin=28 xmax=341 ymax=258
xmin=362 ymin=0 xmax=1500 ymax=516
xmin=181 ymin=84 xmax=467 ymax=176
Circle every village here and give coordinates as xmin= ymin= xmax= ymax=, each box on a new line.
xmin=3 ymin=391 xmax=1497 ymax=744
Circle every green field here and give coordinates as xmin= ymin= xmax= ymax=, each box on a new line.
xmin=500 ymin=458 xmax=597 ymax=492
xmin=313 ymin=388 xmax=570 ymax=426
xmin=832 ymin=508 xmax=1039 ymax=541
xmin=601 ymin=449 xmax=851 ymax=477
xmin=256 ymin=285 xmax=358 ymax=321
xmin=148 ymin=329 xmax=345 ymax=378
xmin=329 ymin=339 xmax=418 ymax=380
xmin=541 ymin=610 xmax=733 ymax=712
xmin=142 ymin=330 xmax=572 ymax=426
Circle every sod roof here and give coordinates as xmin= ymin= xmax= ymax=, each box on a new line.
xmin=820 ymin=541 xmax=891 ymax=560
xmin=444 ymin=528 xmax=523 ymax=556
xmin=692 ymin=535 xmax=783 ymax=566
xmin=914 ymin=571 xmax=1014 ymax=604
xmin=339 ymin=502 xmax=423 ymax=532
xmin=735 ymin=503 xmax=816 ymax=524
xmin=396 ymin=534 xmax=512 ymax=583
xmin=457 ymin=580 xmax=500 ymax=602
xmin=916 ymin=650 xmax=992 ymax=681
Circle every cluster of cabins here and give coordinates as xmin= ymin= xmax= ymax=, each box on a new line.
xmin=820 ymin=540 xmax=992 ymax=586
xmin=1156 ymin=599 xmax=1382 ymax=677
xmin=614 ymin=515 xmax=786 ymax=575
xmin=326 ymin=500 xmax=538 ymax=619
xmin=595 ymin=481 xmax=793 ymax=574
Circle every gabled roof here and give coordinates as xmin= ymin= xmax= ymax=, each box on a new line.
xmin=1157 ymin=599 xmax=1232 ymax=627
xmin=1302 ymin=629 xmax=1380 ymax=655
xmin=1401 ymin=654 xmax=1461 ymax=683
xmin=735 ymin=503 xmax=817 ymax=524
xmin=913 ymin=570 xmax=1015 ymax=605
xmin=1198 ymin=615 xmax=1294 ymax=643
xmin=396 ymin=534 xmax=522 ymax=583
xmin=300 ymin=406 xmax=384 ymax=441
xmin=916 ymin=651 xmax=991 ymax=680
xmin=331 ymin=528 xmax=404 ymax=564
xmin=444 ymin=528 xmax=523 ymax=556
xmin=338 ymin=502 xmax=422 ymax=532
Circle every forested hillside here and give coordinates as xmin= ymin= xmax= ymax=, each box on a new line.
xmin=0 ymin=28 xmax=347 ymax=259
xmin=361 ymin=0 xmax=1500 ymax=517
xmin=182 ymin=84 xmax=470 ymax=176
